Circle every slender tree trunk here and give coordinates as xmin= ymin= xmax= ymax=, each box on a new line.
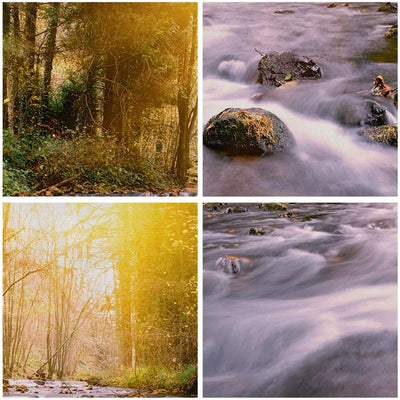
xmin=175 ymin=16 xmax=197 ymax=184
xmin=84 ymin=56 xmax=99 ymax=135
xmin=41 ymin=2 xmax=60 ymax=123
xmin=103 ymin=52 xmax=116 ymax=135
xmin=9 ymin=4 xmax=21 ymax=134
xmin=3 ymin=4 xmax=11 ymax=129
xmin=24 ymin=3 xmax=38 ymax=71
xmin=103 ymin=52 xmax=124 ymax=142
xmin=19 ymin=3 xmax=38 ymax=133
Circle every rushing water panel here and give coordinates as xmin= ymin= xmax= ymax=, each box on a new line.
xmin=203 ymin=203 xmax=397 ymax=397
xmin=203 ymin=2 xmax=397 ymax=195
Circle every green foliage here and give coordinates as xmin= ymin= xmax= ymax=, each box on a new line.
xmin=3 ymin=161 xmax=31 ymax=196
xmin=3 ymin=130 xmax=38 ymax=195
xmin=51 ymin=77 xmax=85 ymax=130
xmin=75 ymin=365 xmax=197 ymax=396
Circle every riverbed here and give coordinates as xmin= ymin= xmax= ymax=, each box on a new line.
xmin=4 ymin=379 xmax=152 ymax=398
xmin=203 ymin=3 xmax=397 ymax=195
xmin=203 ymin=203 xmax=397 ymax=396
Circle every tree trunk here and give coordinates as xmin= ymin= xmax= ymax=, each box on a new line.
xmin=103 ymin=52 xmax=116 ymax=135
xmin=24 ymin=3 xmax=38 ymax=71
xmin=84 ymin=56 xmax=99 ymax=135
xmin=41 ymin=2 xmax=60 ymax=122
xmin=175 ymin=16 xmax=197 ymax=184
xmin=3 ymin=3 xmax=11 ymax=129
xmin=18 ymin=3 xmax=38 ymax=133
xmin=103 ymin=52 xmax=124 ymax=142
xmin=9 ymin=4 xmax=21 ymax=134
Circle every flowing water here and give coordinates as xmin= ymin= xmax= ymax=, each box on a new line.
xmin=4 ymin=379 xmax=153 ymax=398
xmin=203 ymin=203 xmax=397 ymax=397
xmin=203 ymin=3 xmax=397 ymax=195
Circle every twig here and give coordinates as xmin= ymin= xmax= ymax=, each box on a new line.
xmin=254 ymin=48 xmax=265 ymax=57
xmin=3 ymin=267 xmax=48 ymax=296
xmin=33 ymin=175 xmax=82 ymax=196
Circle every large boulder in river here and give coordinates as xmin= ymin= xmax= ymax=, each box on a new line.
xmin=257 ymin=51 xmax=322 ymax=87
xmin=203 ymin=108 xmax=295 ymax=156
xmin=332 ymin=99 xmax=390 ymax=127
xmin=357 ymin=125 xmax=397 ymax=147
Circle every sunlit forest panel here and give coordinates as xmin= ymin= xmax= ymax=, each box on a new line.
xmin=3 ymin=203 xmax=197 ymax=396
xmin=3 ymin=3 xmax=197 ymax=196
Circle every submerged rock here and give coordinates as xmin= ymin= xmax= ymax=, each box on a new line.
xmin=226 ymin=206 xmax=248 ymax=213
xmin=364 ymin=101 xmax=389 ymax=126
xmin=258 ymin=202 xmax=288 ymax=211
xmin=274 ymin=9 xmax=294 ymax=14
xmin=204 ymin=202 xmax=226 ymax=212
xmin=216 ymin=256 xmax=241 ymax=274
xmin=377 ymin=2 xmax=398 ymax=12
xmin=249 ymin=226 xmax=273 ymax=235
xmin=331 ymin=99 xmax=390 ymax=127
xmin=203 ymin=108 xmax=295 ymax=156
xmin=328 ymin=3 xmax=349 ymax=8
xmin=257 ymin=51 xmax=322 ymax=87
xmin=357 ymin=125 xmax=397 ymax=147
xmin=385 ymin=23 xmax=398 ymax=39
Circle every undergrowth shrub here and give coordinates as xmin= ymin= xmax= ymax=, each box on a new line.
xmin=75 ymin=364 xmax=197 ymax=396
xmin=33 ymin=136 xmax=172 ymax=192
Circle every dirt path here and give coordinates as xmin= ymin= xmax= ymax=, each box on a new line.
xmin=4 ymin=379 xmax=152 ymax=398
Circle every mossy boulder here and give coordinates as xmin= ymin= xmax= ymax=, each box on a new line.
xmin=357 ymin=125 xmax=397 ymax=147
xmin=257 ymin=51 xmax=322 ymax=87
xmin=258 ymin=202 xmax=287 ymax=211
xmin=203 ymin=108 xmax=295 ymax=156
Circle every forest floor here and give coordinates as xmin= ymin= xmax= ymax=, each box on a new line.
xmin=3 ymin=131 xmax=198 ymax=197
xmin=4 ymin=379 xmax=169 ymax=398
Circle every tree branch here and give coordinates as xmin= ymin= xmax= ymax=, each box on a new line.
xmin=3 ymin=266 xmax=48 ymax=296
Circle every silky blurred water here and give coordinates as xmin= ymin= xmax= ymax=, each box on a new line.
xmin=203 ymin=203 xmax=397 ymax=397
xmin=203 ymin=3 xmax=397 ymax=195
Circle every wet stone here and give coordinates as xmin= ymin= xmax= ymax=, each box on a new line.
xmin=216 ymin=256 xmax=242 ymax=274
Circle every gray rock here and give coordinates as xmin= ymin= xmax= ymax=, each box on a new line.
xmin=203 ymin=108 xmax=295 ymax=156
xmin=226 ymin=206 xmax=248 ymax=213
xmin=257 ymin=51 xmax=322 ymax=87
xmin=364 ymin=101 xmax=389 ymax=126
xmin=216 ymin=256 xmax=241 ymax=274
xmin=249 ymin=226 xmax=273 ymax=235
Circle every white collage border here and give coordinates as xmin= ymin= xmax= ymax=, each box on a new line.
xmin=1 ymin=1 xmax=399 ymax=399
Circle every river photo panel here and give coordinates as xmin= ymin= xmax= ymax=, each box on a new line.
xmin=203 ymin=203 xmax=397 ymax=397
xmin=203 ymin=2 xmax=397 ymax=196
